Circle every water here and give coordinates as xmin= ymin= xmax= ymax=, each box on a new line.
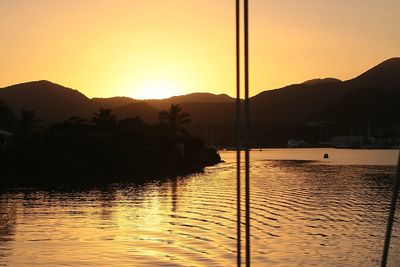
xmin=1 ymin=148 xmax=399 ymax=266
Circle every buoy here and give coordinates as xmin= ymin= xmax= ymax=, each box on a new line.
xmin=324 ymin=153 xmax=329 ymax=159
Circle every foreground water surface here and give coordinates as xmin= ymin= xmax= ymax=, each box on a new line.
xmin=1 ymin=148 xmax=400 ymax=266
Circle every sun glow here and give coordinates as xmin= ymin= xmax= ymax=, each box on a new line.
xmin=1 ymin=1 xmax=399 ymax=98
xmin=134 ymin=80 xmax=180 ymax=100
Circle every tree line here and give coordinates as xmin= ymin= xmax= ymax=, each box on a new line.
xmin=0 ymin=100 xmax=221 ymax=188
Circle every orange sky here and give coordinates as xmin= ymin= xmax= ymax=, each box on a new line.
xmin=1 ymin=0 xmax=399 ymax=99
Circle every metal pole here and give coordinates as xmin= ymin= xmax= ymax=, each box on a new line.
xmin=235 ymin=0 xmax=242 ymax=266
xmin=244 ymin=0 xmax=250 ymax=266
xmin=381 ymin=151 xmax=400 ymax=267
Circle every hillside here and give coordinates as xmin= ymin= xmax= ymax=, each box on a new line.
xmin=318 ymin=87 xmax=400 ymax=122
xmin=92 ymin=92 xmax=234 ymax=111
xmin=144 ymin=93 xmax=234 ymax=111
xmin=113 ymin=102 xmax=159 ymax=123
xmin=347 ymin=57 xmax=400 ymax=90
xmin=92 ymin=96 xmax=139 ymax=109
xmin=0 ymin=80 xmax=95 ymax=122
xmin=1 ymin=57 xmax=399 ymax=146
xmin=250 ymin=81 xmax=349 ymax=124
xmin=250 ymin=57 xmax=400 ymax=124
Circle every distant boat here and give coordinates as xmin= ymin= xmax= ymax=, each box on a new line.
xmin=332 ymin=136 xmax=363 ymax=148
xmin=287 ymin=139 xmax=307 ymax=148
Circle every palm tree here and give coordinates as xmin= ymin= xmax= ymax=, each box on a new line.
xmin=17 ymin=109 xmax=40 ymax=134
xmin=51 ymin=116 xmax=90 ymax=131
xmin=0 ymin=99 xmax=16 ymax=131
xmin=158 ymin=104 xmax=191 ymax=134
xmin=91 ymin=107 xmax=116 ymax=131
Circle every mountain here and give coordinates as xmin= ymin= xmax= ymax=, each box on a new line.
xmin=139 ymin=92 xmax=234 ymax=111
xmin=113 ymin=102 xmax=159 ymax=123
xmin=1 ymin=57 xmax=399 ymax=146
xmin=167 ymin=92 xmax=234 ymax=103
xmin=250 ymin=57 xmax=400 ymax=124
xmin=91 ymin=96 xmax=139 ymax=109
xmin=91 ymin=92 xmax=234 ymax=114
xmin=0 ymin=81 xmax=236 ymax=124
xmin=302 ymin=78 xmax=342 ymax=85
xmin=0 ymin=80 xmax=95 ymax=122
xmin=347 ymin=57 xmax=400 ymax=90
xmin=313 ymin=57 xmax=400 ymax=123
xmin=250 ymin=79 xmax=350 ymax=124
xmin=319 ymin=87 xmax=400 ymax=122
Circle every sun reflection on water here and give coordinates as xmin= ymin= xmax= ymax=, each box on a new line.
xmin=0 ymin=149 xmax=399 ymax=266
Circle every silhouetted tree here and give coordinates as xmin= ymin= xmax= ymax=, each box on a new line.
xmin=118 ymin=117 xmax=143 ymax=130
xmin=17 ymin=109 xmax=40 ymax=135
xmin=91 ymin=107 xmax=116 ymax=131
xmin=51 ymin=116 xmax=90 ymax=131
xmin=0 ymin=104 xmax=221 ymax=187
xmin=0 ymin=99 xmax=16 ymax=131
xmin=158 ymin=104 xmax=191 ymax=135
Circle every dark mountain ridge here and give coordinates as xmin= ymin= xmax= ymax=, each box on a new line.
xmin=250 ymin=57 xmax=400 ymax=124
xmin=302 ymin=78 xmax=342 ymax=85
xmin=92 ymin=96 xmax=140 ymax=109
xmin=1 ymin=57 xmax=399 ymax=145
xmin=347 ymin=57 xmax=400 ymax=90
xmin=0 ymin=80 xmax=95 ymax=122
xmin=0 ymin=81 xmax=237 ymax=123
xmin=113 ymin=102 xmax=159 ymax=123
xmin=250 ymin=80 xmax=348 ymax=124
xmin=91 ymin=92 xmax=234 ymax=110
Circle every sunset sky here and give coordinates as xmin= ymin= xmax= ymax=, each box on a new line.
xmin=1 ymin=0 xmax=399 ymax=99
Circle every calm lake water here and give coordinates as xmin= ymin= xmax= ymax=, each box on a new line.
xmin=1 ymin=148 xmax=400 ymax=266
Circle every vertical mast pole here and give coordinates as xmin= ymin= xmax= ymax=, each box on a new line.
xmin=381 ymin=152 xmax=400 ymax=267
xmin=244 ymin=0 xmax=250 ymax=266
xmin=235 ymin=0 xmax=241 ymax=266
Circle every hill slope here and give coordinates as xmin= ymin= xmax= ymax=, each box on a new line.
xmin=0 ymin=57 xmax=399 ymax=145
xmin=347 ymin=57 xmax=400 ymax=90
xmin=250 ymin=81 xmax=348 ymax=124
xmin=91 ymin=96 xmax=139 ymax=109
xmin=113 ymin=102 xmax=159 ymax=123
xmin=0 ymin=80 xmax=95 ymax=122
xmin=250 ymin=57 xmax=400 ymax=124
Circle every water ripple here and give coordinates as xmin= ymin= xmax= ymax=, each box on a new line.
xmin=0 ymin=149 xmax=399 ymax=266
